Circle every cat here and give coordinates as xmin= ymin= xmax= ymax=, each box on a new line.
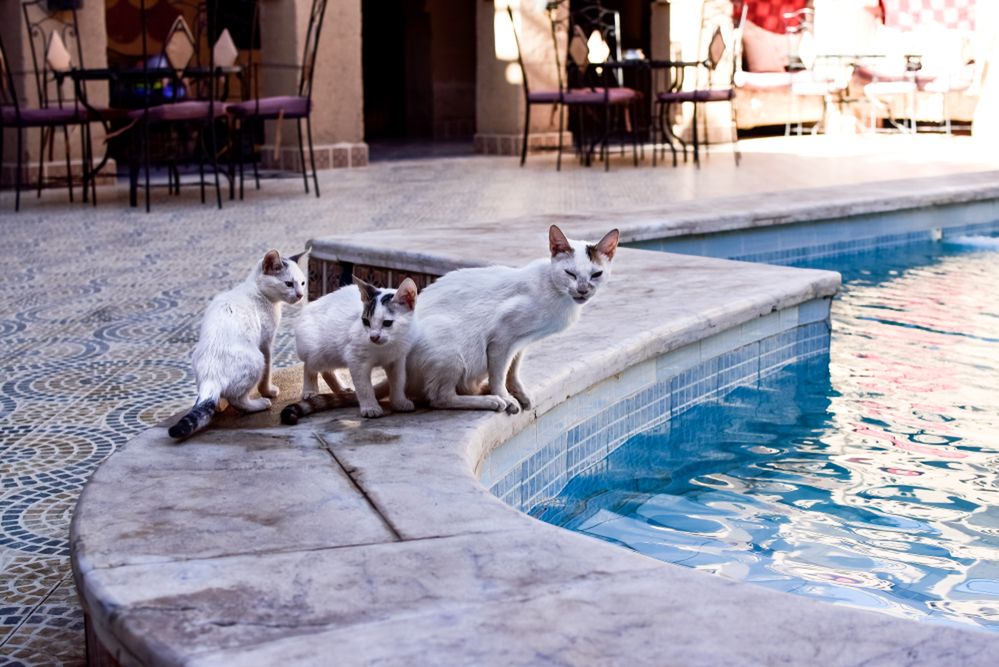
xmin=281 ymin=276 xmax=419 ymax=423
xmin=405 ymin=224 xmax=619 ymax=414
xmin=168 ymin=249 xmax=306 ymax=440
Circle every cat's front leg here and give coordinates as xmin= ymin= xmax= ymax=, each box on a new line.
xmin=486 ymin=342 xmax=522 ymax=415
xmin=257 ymin=344 xmax=280 ymax=399
xmin=347 ymin=360 xmax=384 ymax=418
xmin=505 ymin=351 xmax=533 ymax=411
xmin=387 ymin=361 xmax=415 ymax=413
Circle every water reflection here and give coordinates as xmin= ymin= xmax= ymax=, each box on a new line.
xmin=534 ymin=238 xmax=999 ymax=631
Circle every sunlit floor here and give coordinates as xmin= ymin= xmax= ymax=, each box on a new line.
xmin=0 ymin=132 xmax=997 ymax=666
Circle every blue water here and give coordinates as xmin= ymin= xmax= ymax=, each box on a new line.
xmin=533 ymin=235 xmax=999 ymax=631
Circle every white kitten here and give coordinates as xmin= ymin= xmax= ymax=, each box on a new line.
xmin=406 ymin=224 xmax=619 ymax=413
xmin=287 ymin=276 xmax=419 ymax=420
xmin=168 ymin=249 xmax=305 ymax=440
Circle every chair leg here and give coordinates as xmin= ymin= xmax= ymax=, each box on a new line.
xmin=37 ymin=128 xmax=47 ymax=199
xmin=81 ymin=122 xmax=91 ymax=205
xmin=692 ymin=102 xmax=700 ymax=169
xmin=296 ymin=119 xmax=309 ymax=195
xmin=306 ymin=116 xmax=319 ymax=198
xmin=63 ymin=125 xmax=74 ymax=204
xmin=603 ymin=102 xmax=610 ymax=172
xmin=128 ymin=126 xmax=138 ymax=208
xmin=14 ymin=127 xmax=23 ymax=212
xmin=520 ymin=103 xmax=530 ymax=167
xmin=199 ymin=135 xmax=206 ymax=204
xmin=556 ymin=103 xmax=564 ymax=172
xmin=730 ymin=100 xmax=740 ymax=167
xmin=143 ymin=121 xmax=152 ymax=213
xmin=210 ymin=118 xmax=223 ymax=210
xmin=253 ymin=119 xmax=261 ymax=191
xmin=629 ymin=105 xmax=639 ymax=167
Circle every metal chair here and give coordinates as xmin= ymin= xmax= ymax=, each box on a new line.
xmin=655 ymin=0 xmax=746 ymax=168
xmin=1 ymin=1 xmax=89 ymax=211
xmin=227 ymin=0 xmax=329 ymax=198
xmin=507 ymin=2 xmax=639 ymax=171
xmin=129 ymin=0 xmax=228 ymax=211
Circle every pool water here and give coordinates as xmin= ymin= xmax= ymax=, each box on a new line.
xmin=532 ymin=236 xmax=999 ymax=631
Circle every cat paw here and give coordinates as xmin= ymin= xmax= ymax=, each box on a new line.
xmin=360 ymin=404 xmax=385 ymax=419
xmin=511 ymin=391 xmax=533 ymax=410
xmin=259 ymin=385 xmax=280 ymax=399
xmin=503 ymin=398 xmax=521 ymax=415
xmin=391 ymin=398 xmax=416 ymax=413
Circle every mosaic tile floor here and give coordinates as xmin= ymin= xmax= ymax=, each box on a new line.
xmin=0 ymin=135 xmax=996 ymax=665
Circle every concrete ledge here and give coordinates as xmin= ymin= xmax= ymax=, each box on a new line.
xmin=70 ymin=225 xmax=999 ymax=664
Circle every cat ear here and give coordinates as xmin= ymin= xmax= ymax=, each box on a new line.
xmin=393 ymin=277 xmax=418 ymax=311
xmin=262 ymin=249 xmax=283 ymax=275
xmin=353 ymin=276 xmax=378 ymax=304
xmin=594 ymin=229 xmax=619 ymax=261
xmin=549 ymin=225 xmax=573 ymax=257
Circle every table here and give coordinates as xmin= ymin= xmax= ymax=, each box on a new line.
xmin=57 ymin=65 xmax=242 ymax=206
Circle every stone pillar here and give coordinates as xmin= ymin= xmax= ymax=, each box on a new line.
xmin=258 ymin=0 xmax=367 ymax=170
xmin=1 ymin=1 xmax=112 ymax=190
xmin=474 ymin=0 xmax=566 ymax=156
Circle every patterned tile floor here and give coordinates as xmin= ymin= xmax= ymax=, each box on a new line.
xmin=0 ymin=135 xmax=996 ymax=665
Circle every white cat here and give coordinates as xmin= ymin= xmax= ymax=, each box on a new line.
xmin=168 ymin=249 xmax=305 ymax=440
xmin=285 ymin=276 xmax=419 ymax=421
xmin=405 ymin=224 xmax=619 ymax=413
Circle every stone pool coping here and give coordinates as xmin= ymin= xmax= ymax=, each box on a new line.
xmin=311 ymin=170 xmax=999 ymax=275
xmin=73 ymin=221 xmax=999 ymax=664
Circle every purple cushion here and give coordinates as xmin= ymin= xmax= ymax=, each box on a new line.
xmin=657 ymin=88 xmax=734 ymax=103
xmin=127 ymin=101 xmax=227 ymax=122
xmin=562 ymin=87 xmax=640 ymax=105
xmin=1 ymin=106 xmax=86 ymax=127
xmin=226 ymin=96 xmax=311 ymax=119
xmin=527 ymin=90 xmax=562 ymax=104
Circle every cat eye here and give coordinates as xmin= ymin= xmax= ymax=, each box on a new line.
xmin=382 ymin=320 xmax=394 ymax=328
xmin=284 ymin=281 xmax=295 ymax=287
xmin=591 ymin=270 xmax=603 ymax=278
xmin=361 ymin=318 xmax=371 ymax=327
xmin=564 ymin=270 xmax=577 ymax=279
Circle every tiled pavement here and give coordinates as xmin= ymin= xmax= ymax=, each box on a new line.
xmin=0 ymin=135 xmax=996 ymax=665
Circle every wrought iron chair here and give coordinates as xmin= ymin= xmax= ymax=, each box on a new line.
xmin=128 ymin=0 xmax=228 ymax=211
xmin=565 ymin=2 xmax=641 ymax=171
xmin=1 ymin=1 xmax=89 ymax=211
xmin=655 ymin=0 xmax=746 ymax=168
xmin=227 ymin=0 xmax=329 ymax=198
xmin=507 ymin=2 xmax=639 ymax=171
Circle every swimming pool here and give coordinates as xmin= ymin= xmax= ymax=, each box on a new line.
xmin=532 ymin=235 xmax=999 ymax=631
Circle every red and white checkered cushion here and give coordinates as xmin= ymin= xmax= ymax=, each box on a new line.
xmin=882 ymin=0 xmax=976 ymax=32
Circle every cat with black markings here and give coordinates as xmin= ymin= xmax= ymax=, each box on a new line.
xmin=281 ymin=276 xmax=419 ymax=423
xmin=168 ymin=250 xmax=305 ymax=440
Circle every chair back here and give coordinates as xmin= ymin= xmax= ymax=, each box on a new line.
xmin=567 ymin=2 xmax=624 ymax=87
xmin=136 ymin=0 xmax=221 ymax=106
xmin=0 ymin=31 xmax=20 ymax=116
xmin=298 ymin=0 xmax=330 ymax=100
xmin=21 ymin=0 xmax=84 ymax=109
xmin=506 ymin=3 xmax=566 ymax=98
xmin=696 ymin=0 xmax=744 ymax=90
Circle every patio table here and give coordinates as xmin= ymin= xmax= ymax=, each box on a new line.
xmin=57 ymin=65 xmax=242 ymax=205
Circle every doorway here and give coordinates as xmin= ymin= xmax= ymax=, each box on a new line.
xmin=362 ymin=0 xmax=476 ymax=159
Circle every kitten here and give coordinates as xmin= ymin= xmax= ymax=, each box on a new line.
xmin=168 ymin=250 xmax=305 ymax=440
xmin=281 ymin=276 xmax=419 ymax=423
xmin=405 ymin=224 xmax=619 ymax=413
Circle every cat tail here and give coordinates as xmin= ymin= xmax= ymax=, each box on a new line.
xmin=280 ymin=392 xmax=354 ymax=425
xmin=168 ymin=385 xmax=220 ymax=441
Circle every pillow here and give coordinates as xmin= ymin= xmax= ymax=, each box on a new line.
xmin=741 ymin=19 xmax=793 ymax=72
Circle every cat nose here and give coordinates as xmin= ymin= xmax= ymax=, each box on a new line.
xmin=578 ymin=285 xmax=590 ymax=295
xmin=370 ymin=333 xmax=382 ymax=343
